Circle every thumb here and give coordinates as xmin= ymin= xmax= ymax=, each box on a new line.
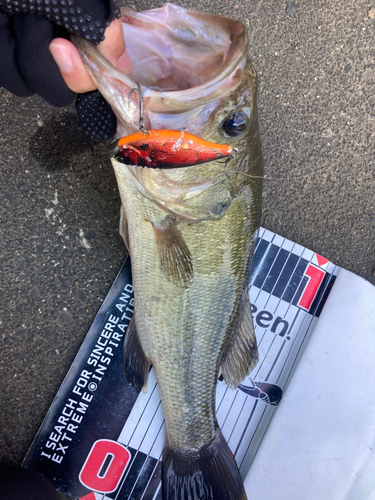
xmin=49 ymin=38 xmax=96 ymax=93
xmin=49 ymin=19 xmax=132 ymax=94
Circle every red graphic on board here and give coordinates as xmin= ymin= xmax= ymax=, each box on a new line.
xmin=79 ymin=439 xmax=131 ymax=494
xmin=298 ymin=264 xmax=325 ymax=310
xmin=316 ymin=254 xmax=330 ymax=267
xmin=80 ymin=492 xmax=98 ymax=500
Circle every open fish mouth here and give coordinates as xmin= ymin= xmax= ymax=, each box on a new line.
xmin=73 ymin=2 xmax=250 ymax=139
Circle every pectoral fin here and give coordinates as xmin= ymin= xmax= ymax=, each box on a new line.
xmin=220 ymin=295 xmax=258 ymax=390
xmin=152 ymin=220 xmax=194 ymax=288
xmin=124 ymin=314 xmax=151 ymax=393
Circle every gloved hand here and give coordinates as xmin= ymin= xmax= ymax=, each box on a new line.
xmin=0 ymin=0 xmax=122 ymax=140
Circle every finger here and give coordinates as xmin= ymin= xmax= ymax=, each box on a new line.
xmin=97 ymin=18 xmax=133 ymax=74
xmin=50 ymin=18 xmax=132 ymax=94
xmin=49 ymin=38 xmax=97 ymax=93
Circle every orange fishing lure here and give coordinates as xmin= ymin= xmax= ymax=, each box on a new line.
xmin=109 ymin=130 xmax=234 ymax=169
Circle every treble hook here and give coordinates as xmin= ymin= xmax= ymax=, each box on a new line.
xmin=128 ymin=83 xmax=164 ymax=134
xmin=129 ymin=82 xmax=147 ymax=133
xmin=216 ymin=147 xmax=238 ymax=178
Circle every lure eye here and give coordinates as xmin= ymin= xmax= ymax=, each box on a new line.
xmin=222 ymin=112 xmax=248 ymax=137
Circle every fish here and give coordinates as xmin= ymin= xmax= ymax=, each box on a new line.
xmin=75 ymin=3 xmax=264 ymax=499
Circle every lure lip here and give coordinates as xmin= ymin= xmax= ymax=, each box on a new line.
xmin=107 ymin=139 xmax=120 ymax=158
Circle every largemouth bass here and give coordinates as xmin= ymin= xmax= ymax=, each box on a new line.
xmin=75 ymin=3 xmax=264 ymax=499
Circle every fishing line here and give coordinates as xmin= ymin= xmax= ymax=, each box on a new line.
xmin=261 ymin=207 xmax=283 ymax=226
xmin=226 ymin=161 xmax=339 ymax=181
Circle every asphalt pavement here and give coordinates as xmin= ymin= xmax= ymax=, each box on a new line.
xmin=0 ymin=1 xmax=374 ymax=499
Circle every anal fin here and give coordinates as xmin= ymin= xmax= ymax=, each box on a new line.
xmin=124 ymin=314 xmax=151 ymax=392
xmin=152 ymin=219 xmax=193 ymax=288
xmin=220 ymin=294 xmax=258 ymax=390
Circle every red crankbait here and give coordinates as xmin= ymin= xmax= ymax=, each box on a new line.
xmin=108 ymin=129 xmax=235 ymax=169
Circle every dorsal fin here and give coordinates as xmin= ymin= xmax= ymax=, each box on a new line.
xmin=152 ymin=219 xmax=194 ymax=288
xmin=220 ymin=295 xmax=258 ymax=390
xmin=123 ymin=314 xmax=151 ymax=393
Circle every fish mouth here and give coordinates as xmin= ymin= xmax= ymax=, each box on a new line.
xmin=120 ymin=4 xmax=247 ymax=105
xmin=73 ymin=3 xmax=248 ymax=136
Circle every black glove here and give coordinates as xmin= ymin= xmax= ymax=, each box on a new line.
xmin=0 ymin=0 xmax=120 ymax=140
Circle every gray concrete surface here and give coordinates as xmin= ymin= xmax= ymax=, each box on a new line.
xmin=0 ymin=1 xmax=374 ymax=499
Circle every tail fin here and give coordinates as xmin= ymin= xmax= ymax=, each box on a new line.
xmin=162 ymin=427 xmax=247 ymax=500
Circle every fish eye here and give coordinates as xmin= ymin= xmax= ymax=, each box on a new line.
xmin=221 ymin=112 xmax=248 ymax=137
